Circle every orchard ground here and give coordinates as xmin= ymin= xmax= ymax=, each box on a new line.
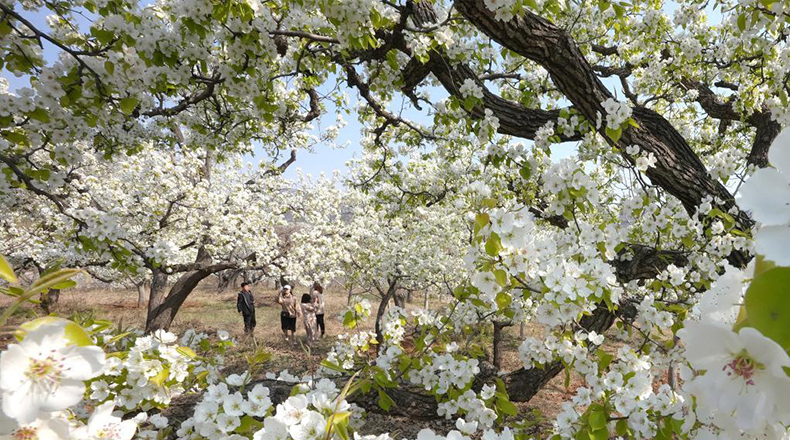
xmin=0 ymin=281 xmax=613 ymax=437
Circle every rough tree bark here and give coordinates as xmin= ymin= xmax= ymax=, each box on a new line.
xmin=492 ymin=320 xmax=513 ymax=371
xmin=393 ymin=290 xmax=407 ymax=308
xmin=136 ymin=282 xmax=147 ymax=308
xmin=39 ymin=289 xmax=59 ymax=314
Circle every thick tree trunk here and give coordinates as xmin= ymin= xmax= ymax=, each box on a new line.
xmin=423 ymin=291 xmax=429 ymax=309
xmin=136 ymin=282 xmax=147 ymax=308
xmin=393 ymin=290 xmax=406 ymax=308
xmin=40 ymin=289 xmax=59 ymax=314
xmin=492 ymin=321 xmax=512 ymax=371
xmin=146 ymin=269 xmax=169 ymax=323
xmin=406 ymin=290 xmax=413 ymax=304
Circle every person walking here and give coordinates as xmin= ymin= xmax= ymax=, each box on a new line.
xmin=312 ymin=284 xmax=326 ymax=338
xmin=300 ymin=293 xmax=318 ymax=345
xmin=277 ymin=285 xmax=298 ymax=344
xmin=236 ymin=282 xmax=256 ymax=335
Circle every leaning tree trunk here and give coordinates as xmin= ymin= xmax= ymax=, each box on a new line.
xmin=145 ymin=248 xmax=235 ymax=332
xmin=347 ymin=283 xmax=354 ymax=305
xmin=374 ymin=279 xmax=399 ymax=350
xmin=145 ymin=269 xmax=213 ymax=332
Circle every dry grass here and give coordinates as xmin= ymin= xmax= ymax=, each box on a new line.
xmin=0 ymin=280 xmax=600 ymax=433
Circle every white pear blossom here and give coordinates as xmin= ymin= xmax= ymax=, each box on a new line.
xmin=72 ymin=402 xmax=138 ymax=440
xmin=0 ymin=323 xmax=105 ymax=424
xmin=739 ymin=130 xmax=790 ymax=266
xmin=679 ymin=321 xmax=790 ymax=435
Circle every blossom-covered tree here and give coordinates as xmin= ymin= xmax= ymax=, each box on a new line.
xmin=2 ymin=0 xmax=790 ymax=439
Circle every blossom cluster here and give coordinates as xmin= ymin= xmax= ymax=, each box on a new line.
xmin=602 ymin=98 xmax=633 ymax=130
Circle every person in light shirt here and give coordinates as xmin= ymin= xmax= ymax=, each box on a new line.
xmin=277 ymin=285 xmax=298 ymax=344
xmin=311 ymin=282 xmax=326 ymax=338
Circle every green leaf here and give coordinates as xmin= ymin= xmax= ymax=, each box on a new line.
xmin=494 ymin=269 xmax=508 ymax=287
xmin=90 ymin=27 xmax=115 ymax=45
xmin=482 ymin=198 xmax=498 ymax=209
xmin=27 ymin=108 xmax=50 ymax=123
xmin=588 ymin=428 xmax=609 ymax=440
xmin=150 ymin=367 xmax=170 ymax=387
xmin=519 ymin=163 xmax=532 ymax=180
xmin=236 ymin=415 xmax=263 ymax=434
xmin=485 ymin=233 xmax=503 ymax=256
xmin=737 ymin=14 xmax=747 ymax=31
xmin=463 ymin=96 xmax=477 ymax=111
xmin=588 ymin=405 xmax=607 ymax=430
xmin=612 ymin=3 xmax=625 ymax=18
xmin=51 ymin=279 xmax=76 ymax=290
xmin=119 ymin=97 xmax=139 ymax=115
xmin=20 ymin=317 xmax=93 ymax=346
xmin=475 ymin=213 xmax=490 ymax=229
xmin=744 ymin=267 xmax=790 ymax=349
xmin=29 ymin=269 xmax=81 ymax=295
xmin=321 ymin=359 xmax=348 ymax=374
xmin=495 ymin=291 xmax=512 ymax=310
xmin=496 ymin=396 xmax=517 ymax=416
xmin=596 ymin=349 xmax=613 ymax=371
xmin=605 ymin=125 xmax=622 ymax=143
xmin=105 ymin=61 xmax=115 ymax=75
xmin=754 ymin=254 xmax=776 ymax=277
xmin=177 ymin=346 xmax=198 ymax=359
xmin=2 ymin=130 xmax=29 ymax=146
xmin=615 ymin=419 xmax=629 ymax=436
xmin=377 ymin=389 xmax=395 ymax=411
xmin=343 ymin=311 xmax=358 ymax=329
xmin=0 ymin=255 xmax=17 ymax=284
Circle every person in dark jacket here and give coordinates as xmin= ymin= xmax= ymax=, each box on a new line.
xmin=237 ymin=282 xmax=256 ymax=334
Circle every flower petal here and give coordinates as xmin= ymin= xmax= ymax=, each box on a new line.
xmin=768 ymin=129 xmax=790 ymax=175
xmin=38 ymin=379 xmax=84 ymax=412
xmin=60 ymin=345 xmax=105 ymax=380
xmin=5 ymin=383 xmax=40 ymax=425
xmin=754 ymin=225 xmax=790 ymax=267
xmin=23 ymin=323 xmax=68 ymax=354
xmin=0 ymin=345 xmax=29 ymax=392
xmin=678 ymin=321 xmax=742 ymax=370
xmin=738 ymin=327 xmax=790 ymax=376
xmin=739 ymin=168 xmax=790 ymax=226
